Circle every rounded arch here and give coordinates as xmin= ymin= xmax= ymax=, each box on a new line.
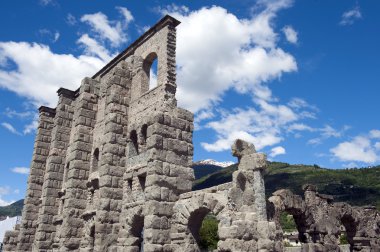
xmin=142 ymin=52 xmax=158 ymax=92
xmin=172 ymin=193 xmax=227 ymax=251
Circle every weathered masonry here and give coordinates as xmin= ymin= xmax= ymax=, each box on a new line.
xmin=3 ymin=15 xmax=380 ymax=252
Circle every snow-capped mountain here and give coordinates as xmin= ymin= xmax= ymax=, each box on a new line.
xmin=194 ymin=159 xmax=235 ymax=168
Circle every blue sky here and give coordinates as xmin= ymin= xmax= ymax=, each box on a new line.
xmin=0 ymin=0 xmax=380 ymax=205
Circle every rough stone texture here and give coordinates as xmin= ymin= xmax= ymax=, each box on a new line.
xmin=3 ymin=224 xmax=20 ymax=251
xmin=170 ymin=139 xmax=278 ymax=252
xmin=3 ymin=14 xmax=379 ymax=252
xmin=268 ymin=185 xmax=380 ymax=251
xmin=16 ymin=106 xmax=55 ymax=252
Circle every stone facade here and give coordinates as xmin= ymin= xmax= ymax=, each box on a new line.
xmin=3 ymin=15 xmax=380 ymax=252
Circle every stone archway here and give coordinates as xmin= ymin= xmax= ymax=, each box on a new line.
xmin=171 ymin=192 xmax=228 ymax=252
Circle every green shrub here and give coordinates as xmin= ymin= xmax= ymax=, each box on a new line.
xmin=199 ymin=214 xmax=219 ymax=250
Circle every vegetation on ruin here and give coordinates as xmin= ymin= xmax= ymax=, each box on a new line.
xmin=279 ymin=212 xmax=297 ymax=232
xmin=199 ymin=214 xmax=219 ymax=250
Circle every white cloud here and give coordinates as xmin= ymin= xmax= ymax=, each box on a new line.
xmin=80 ymin=7 xmax=134 ymax=47
xmin=38 ymin=29 xmax=60 ymax=43
xmin=77 ymin=34 xmax=112 ymax=62
xmin=282 ymin=25 xmax=298 ymax=44
xmin=340 ymin=6 xmax=362 ymax=26
xmin=307 ymin=125 xmax=350 ymax=145
xmin=117 ymin=6 xmax=134 ymax=23
xmin=270 ymin=146 xmax=286 ymax=157
xmin=4 ymin=108 xmax=33 ymax=119
xmin=330 ymin=136 xmax=378 ymax=163
xmin=1 ymin=122 xmax=21 ymax=135
xmin=201 ymin=101 xmax=304 ymax=152
xmin=369 ymin=129 xmax=380 ymax=139
xmin=23 ymin=114 xmax=39 ymax=135
xmin=54 ymin=32 xmax=60 ymax=43
xmin=375 ymin=142 xmax=380 ymax=150
xmin=11 ymin=167 xmax=30 ymax=175
xmin=0 ymin=41 xmax=106 ymax=107
xmin=287 ymin=123 xmax=314 ymax=132
xmin=0 ymin=186 xmax=13 ymax=207
xmin=166 ymin=4 xmax=297 ymax=112
xmin=0 ymin=198 xmax=13 ymax=206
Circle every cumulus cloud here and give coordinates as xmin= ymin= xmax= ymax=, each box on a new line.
xmin=340 ymin=6 xmax=362 ymax=26
xmin=11 ymin=167 xmax=30 ymax=175
xmin=282 ymin=25 xmax=298 ymax=44
xmin=331 ymin=136 xmax=378 ymax=163
xmin=270 ymin=146 xmax=286 ymax=157
xmin=80 ymin=7 xmax=134 ymax=47
xmin=201 ymin=101 xmax=305 ymax=152
xmin=157 ymin=2 xmax=319 ymax=152
xmin=0 ymin=41 xmax=105 ymax=107
xmin=165 ymin=4 xmax=297 ymax=113
xmin=77 ymin=34 xmax=113 ymax=62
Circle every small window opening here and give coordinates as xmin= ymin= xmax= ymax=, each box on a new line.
xmin=130 ymin=130 xmax=139 ymax=156
xmin=90 ymin=225 xmax=95 ymax=248
xmin=141 ymin=124 xmax=148 ymax=145
xmin=143 ymin=52 xmax=158 ymax=90
xmin=92 ymin=148 xmax=99 ymax=173
xmin=128 ymin=179 xmax=133 ymax=190
xmin=138 ymin=175 xmax=146 ymax=192
xmin=63 ymin=162 xmax=70 ymax=183
xmin=131 ymin=216 xmax=144 ymax=251
xmin=59 ymin=198 xmax=65 ymax=215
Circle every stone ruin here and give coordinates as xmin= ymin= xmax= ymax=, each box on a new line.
xmin=268 ymin=185 xmax=380 ymax=251
xmin=2 ymin=15 xmax=379 ymax=252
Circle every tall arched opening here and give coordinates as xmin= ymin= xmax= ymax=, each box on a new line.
xmin=188 ymin=207 xmax=219 ymax=251
xmin=143 ymin=52 xmax=158 ymax=91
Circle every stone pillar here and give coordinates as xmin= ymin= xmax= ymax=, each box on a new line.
xmin=33 ymin=88 xmax=76 ymax=251
xmin=57 ymin=77 xmax=99 ymax=250
xmin=16 ymin=106 xmax=55 ymax=251
xmin=143 ymin=108 xmax=194 ymax=252
xmin=218 ymin=139 xmax=276 ymax=251
xmin=90 ymin=62 xmax=131 ymax=251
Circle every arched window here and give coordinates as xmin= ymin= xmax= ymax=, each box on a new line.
xmin=143 ymin=52 xmax=158 ymax=90
xmin=130 ymin=130 xmax=139 ymax=156
xmin=92 ymin=148 xmax=99 ymax=173
xmin=188 ymin=208 xmax=219 ymax=250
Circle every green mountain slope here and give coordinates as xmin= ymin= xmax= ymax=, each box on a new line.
xmin=193 ymin=162 xmax=380 ymax=210
xmin=0 ymin=199 xmax=24 ymax=219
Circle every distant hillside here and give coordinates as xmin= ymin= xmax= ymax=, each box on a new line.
xmin=193 ymin=163 xmax=224 ymax=180
xmin=0 ymin=199 xmax=24 ymax=218
xmin=193 ymin=162 xmax=380 ymax=210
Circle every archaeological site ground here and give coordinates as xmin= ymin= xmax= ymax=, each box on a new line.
xmin=2 ymin=15 xmax=380 ymax=252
